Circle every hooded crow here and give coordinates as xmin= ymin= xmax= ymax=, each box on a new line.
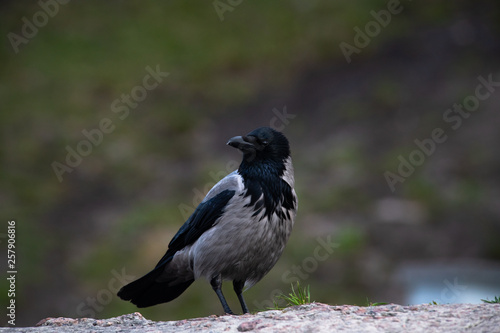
xmin=117 ymin=126 xmax=297 ymax=314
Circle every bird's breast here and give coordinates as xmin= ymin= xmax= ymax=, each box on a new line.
xmin=190 ymin=191 xmax=296 ymax=284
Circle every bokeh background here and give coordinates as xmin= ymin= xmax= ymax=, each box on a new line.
xmin=2 ymin=0 xmax=500 ymax=327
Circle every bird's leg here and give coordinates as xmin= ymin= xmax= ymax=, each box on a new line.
xmin=233 ymin=280 xmax=249 ymax=314
xmin=210 ymin=274 xmax=233 ymax=314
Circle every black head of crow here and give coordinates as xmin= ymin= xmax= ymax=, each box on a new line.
xmin=118 ymin=126 xmax=297 ymax=314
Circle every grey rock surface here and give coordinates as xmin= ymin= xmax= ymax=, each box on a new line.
xmin=2 ymin=303 xmax=499 ymax=332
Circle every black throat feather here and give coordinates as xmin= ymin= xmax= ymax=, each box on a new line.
xmin=238 ymin=159 xmax=295 ymax=221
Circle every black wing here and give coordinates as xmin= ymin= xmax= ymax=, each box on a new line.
xmin=118 ymin=174 xmax=240 ymax=307
xmin=154 ymin=188 xmax=235 ymax=268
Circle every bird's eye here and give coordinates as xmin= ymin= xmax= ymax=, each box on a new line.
xmin=261 ymin=140 xmax=269 ymax=146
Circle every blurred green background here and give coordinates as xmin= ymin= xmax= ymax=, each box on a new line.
xmin=1 ymin=0 xmax=500 ymax=327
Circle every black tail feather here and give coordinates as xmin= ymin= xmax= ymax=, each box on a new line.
xmin=117 ymin=266 xmax=194 ymax=308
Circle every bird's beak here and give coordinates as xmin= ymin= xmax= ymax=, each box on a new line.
xmin=227 ymin=136 xmax=255 ymax=151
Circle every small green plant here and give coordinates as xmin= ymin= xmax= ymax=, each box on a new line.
xmin=271 ymin=282 xmax=311 ymax=309
xmin=364 ymin=297 xmax=388 ymax=306
xmin=429 ymin=300 xmax=439 ymax=305
xmin=481 ymin=296 xmax=500 ymax=304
